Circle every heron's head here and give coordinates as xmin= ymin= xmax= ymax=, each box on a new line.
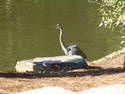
xmin=56 ymin=24 xmax=61 ymax=29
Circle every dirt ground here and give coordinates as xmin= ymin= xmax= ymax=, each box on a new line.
xmin=1 ymin=49 xmax=125 ymax=94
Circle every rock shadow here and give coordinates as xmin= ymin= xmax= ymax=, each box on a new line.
xmin=0 ymin=65 xmax=124 ymax=78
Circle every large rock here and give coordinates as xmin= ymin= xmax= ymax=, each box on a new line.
xmin=15 ymin=55 xmax=87 ymax=73
xmin=16 ymin=86 xmax=76 ymax=94
xmin=16 ymin=84 xmax=125 ymax=94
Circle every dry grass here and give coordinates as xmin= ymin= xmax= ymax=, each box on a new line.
xmin=1 ymin=49 xmax=125 ymax=94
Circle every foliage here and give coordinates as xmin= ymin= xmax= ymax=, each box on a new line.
xmin=89 ymin=0 xmax=125 ymax=29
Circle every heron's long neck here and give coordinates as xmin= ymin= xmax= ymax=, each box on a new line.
xmin=59 ymin=28 xmax=68 ymax=55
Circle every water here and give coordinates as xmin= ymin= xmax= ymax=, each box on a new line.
xmin=0 ymin=0 xmax=124 ymax=72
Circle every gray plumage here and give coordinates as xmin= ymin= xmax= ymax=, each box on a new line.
xmin=56 ymin=24 xmax=87 ymax=59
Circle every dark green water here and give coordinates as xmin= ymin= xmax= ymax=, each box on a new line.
xmin=0 ymin=0 xmax=124 ymax=71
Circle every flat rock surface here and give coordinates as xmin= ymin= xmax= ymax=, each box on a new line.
xmin=15 ymin=55 xmax=85 ymax=73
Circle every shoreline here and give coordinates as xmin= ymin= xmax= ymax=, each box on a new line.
xmin=92 ymin=47 xmax=125 ymax=64
xmin=1 ymin=47 xmax=125 ymax=73
xmin=0 ymin=48 xmax=125 ymax=94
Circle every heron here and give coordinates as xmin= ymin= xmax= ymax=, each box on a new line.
xmin=56 ymin=24 xmax=87 ymax=59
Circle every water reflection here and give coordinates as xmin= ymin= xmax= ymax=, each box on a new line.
xmin=88 ymin=0 xmax=125 ymax=53
xmin=0 ymin=0 xmax=123 ymax=71
xmin=2 ymin=0 xmax=18 ymax=71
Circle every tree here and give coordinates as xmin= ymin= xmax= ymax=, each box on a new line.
xmin=89 ymin=0 xmax=125 ymax=30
